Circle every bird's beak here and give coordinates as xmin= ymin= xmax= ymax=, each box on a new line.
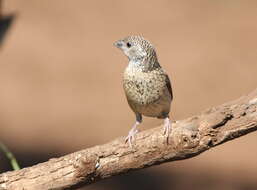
xmin=113 ymin=40 xmax=123 ymax=48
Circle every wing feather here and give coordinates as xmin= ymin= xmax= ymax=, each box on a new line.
xmin=165 ymin=74 xmax=173 ymax=101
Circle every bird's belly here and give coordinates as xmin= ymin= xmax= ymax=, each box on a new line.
xmin=131 ymin=95 xmax=171 ymax=118
xmin=124 ymin=77 xmax=171 ymax=118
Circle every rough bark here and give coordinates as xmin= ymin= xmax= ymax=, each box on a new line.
xmin=0 ymin=89 xmax=257 ymax=190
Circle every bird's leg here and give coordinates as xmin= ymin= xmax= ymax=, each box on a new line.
xmin=125 ymin=121 xmax=140 ymax=147
xmin=163 ymin=117 xmax=172 ymax=141
xmin=125 ymin=114 xmax=142 ymax=147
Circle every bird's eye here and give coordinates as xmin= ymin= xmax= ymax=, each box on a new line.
xmin=126 ymin=42 xmax=131 ymax=48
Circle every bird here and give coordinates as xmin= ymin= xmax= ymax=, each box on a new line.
xmin=114 ymin=35 xmax=173 ymax=147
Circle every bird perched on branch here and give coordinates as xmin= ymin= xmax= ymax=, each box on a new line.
xmin=114 ymin=36 xmax=173 ymax=147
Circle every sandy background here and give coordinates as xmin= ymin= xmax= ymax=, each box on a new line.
xmin=0 ymin=1 xmax=257 ymax=190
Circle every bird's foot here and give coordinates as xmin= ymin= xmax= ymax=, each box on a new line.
xmin=125 ymin=122 xmax=139 ymax=147
xmin=163 ymin=117 xmax=172 ymax=143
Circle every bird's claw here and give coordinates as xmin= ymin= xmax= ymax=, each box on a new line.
xmin=125 ymin=127 xmax=138 ymax=147
xmin=163 ymin=118 xmax=172 ymax=143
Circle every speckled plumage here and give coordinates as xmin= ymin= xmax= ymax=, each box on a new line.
xmin=123 ymin=66 xmax=172 ymax=118
xmin=114 ymin=35 xmax=173 ymax=146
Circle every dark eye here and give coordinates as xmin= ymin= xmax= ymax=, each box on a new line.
xmin=126 ymin=42 xmax=131 ymax=48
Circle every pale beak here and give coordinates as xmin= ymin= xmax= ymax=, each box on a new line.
xmin=113 ymin=40 xmax=123 ymax=48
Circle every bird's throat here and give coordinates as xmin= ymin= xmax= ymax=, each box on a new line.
xmin=127 ymin=59 xmax=160 ymax=73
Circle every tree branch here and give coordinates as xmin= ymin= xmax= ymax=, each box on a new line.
xmin=0 ymin=89 xmax=257 ymax=190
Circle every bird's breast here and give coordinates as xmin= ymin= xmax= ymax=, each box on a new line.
xmin=123 ymin=67 xmax=167 ymax=106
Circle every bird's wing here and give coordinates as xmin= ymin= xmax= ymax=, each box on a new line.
xmin=165 ymin=73 xmax=173 ymax=101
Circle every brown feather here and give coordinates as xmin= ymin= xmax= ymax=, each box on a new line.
xmin=165 ymin=74 xmax=173 ymax=101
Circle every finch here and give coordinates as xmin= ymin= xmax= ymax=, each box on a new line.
xmin=114 ymin=36 xmax=173 ymax=146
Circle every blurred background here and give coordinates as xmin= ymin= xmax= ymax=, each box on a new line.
xmin=0 ymin=0 xmax=257 ymax=190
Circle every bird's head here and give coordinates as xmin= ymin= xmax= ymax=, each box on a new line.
xmin=114 ymin=36 xmax=158 ymax=64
